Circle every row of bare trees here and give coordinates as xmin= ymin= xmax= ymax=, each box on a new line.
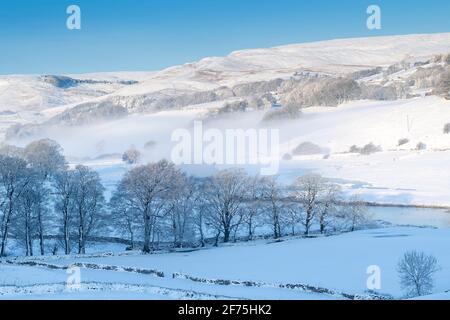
xmin=111 ymin=161 xmax=371 ymax=252
xmin=0 ymin=141 xmax=371 ymax=256
xmin=0 ymin=139 xmax=105 ymax=257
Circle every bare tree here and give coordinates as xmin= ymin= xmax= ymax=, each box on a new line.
xmin=398 ymin=251 xmax=440 ymax=297
xmin=261 ymin=176 xmax=284 ymax=239
xmin=53 ymin=169 xmax=76 ymax=254
xmin=0 ymin=155 xmax=30 ymax=256
xmin=122 ymin=146 xmax=141 ymax=165
xmin=72 ymin=165 xmax=105 ymax=254
xmin=24 ymin=139 xmax=67 ymax=179
xmin=167 ymin=176 xmax=196 ymax=248
xmin=191 ymin=177 xmax=210 ymax=247
xmin=284 ymin=202 xmax=300 ymax=236
xmin=109 ymin=184 xmax=141 ymax=250
xmin=292 ymin=174 xmax=324 ymax=235
xmin=317 ymin=183 xmax=342 ymax=234
xmin=24 ymin=139 xmax=66 ymax=255
xmin=15 ymin=170 xmax=50 ymax=256
xmin=242 ymin=175 xmax=265 ymax=240
xmin=116 ymin=160 xmax=184 ymax=253
xmin=344 ymin=196 xmax=370 ymax=232
xmin=204 ymin=169 xmax=248 ymax=244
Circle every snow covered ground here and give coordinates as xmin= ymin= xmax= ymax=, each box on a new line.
xmin=1 ymin=225 xmax=449 ymax=300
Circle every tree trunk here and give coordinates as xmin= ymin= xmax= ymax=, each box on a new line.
xmin=214 ymin=232 xmax=220 ymax=247
xmin=25 ymin=212 xmax=32 ymax=256
xmin=0 ymin=204 xmax=13 ymax=257
xmin=37 ymin=208 xmax=45 ymax=255
xmin=64 ymin=209 xmax=70 ymax=255
xmin=78 ymin=208 xmax=85 ymax=254
xmin=320 ymin=214 xmax=325 ymax=234
xmin=223 ymin=228 xmax=230 ymax=243
xmin=143 ymin=209 xmax=151 ymax=253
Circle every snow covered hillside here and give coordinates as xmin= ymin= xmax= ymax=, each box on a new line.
xmin=2 ymin=33 xmax=450 ymax=206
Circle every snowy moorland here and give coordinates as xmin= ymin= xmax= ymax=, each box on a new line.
xmin=0 ymin=33 xmax=450 ymax=300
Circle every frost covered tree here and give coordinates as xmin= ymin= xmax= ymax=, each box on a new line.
xmin=344 ymin=196 xmax=370 ymax=232
xmin=0 ymin=155 xmax=30 ymax=257
xmin=122 ymin=146 xmax=141 ymax=165
xmin=191 ymin=177 xmax=210 ymax=247
xmin=260 ymin=176 xmax=284 ymax=239
xmin=110 ymin=184 xmax=141 ymax=250
xmin=167 ymin=176 xmax=196 ymax=248
xmin=116 ymin=160 xmax=184 ymax=253
xmin=317 ymin=183 xmax=342 ymax=234
xmin=398 ymin=251 xmax=440 ymax=297
xmin=24 ymin=139 xmax=67 ymax=179
xmin=242 ymin=175 xmax=266 ymax=240
xmin=14 ymin=171 xmax=51 ymax=256
xmin=71 ymin=165 xmax=105 ymax=254
xmin=15 ymin=170 xmax=50 ymax=256
xmin=291 ymin=174 xmax=324 ymax=235
xmin=53 ymin=169 xmax=76 ymax=254
xmin=204 ymin=169 xmax=248 ymax=244
xmin=284 ymin=202 xmax=301 ymax=236
xmin=23 ymin=139 xmax=66 ymax=255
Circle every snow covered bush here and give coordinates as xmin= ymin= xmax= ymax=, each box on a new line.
xmin=397 ymin=251 xmax=440 ymax=298
xmin=349 ymin=143 xmax=382 ymax=155
xmin=292 ymin=142 xmax=322 ymax=155
xmin=443 ymin=123 xmax=450 ymax=134
xmin=262 ymin=104 xmax=301 ymax=122
xmin=360 ymin=143 xmax=382 ymax=155
xmin=282 ymin=153 xmax=292 ymax=161
xmin=122 ymin=146 xmax=141 ymax=164
xmin=416 ymin=142 xmax=427 ymax=151
xmin=349 ymin=145 xmax=361 ymax=153
xmin=398 ymin=138 xmax=410 ymax=146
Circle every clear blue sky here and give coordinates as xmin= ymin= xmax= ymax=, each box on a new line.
xmin=1 ymin=0 xmax=450 ymax=74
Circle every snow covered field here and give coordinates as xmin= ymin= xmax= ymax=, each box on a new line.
xmin=1 ymin=33 xmax=450 ymax=300
xmin=1 ymin=225 xmax=449 ymax=300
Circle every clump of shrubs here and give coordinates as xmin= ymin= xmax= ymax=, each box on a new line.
xmin=292 ymin=142 xmax=322 ymax=155
xmin=349 ymin=143 xmax=382 ymax=155
xmin=262 ymin=104 xmax=301 ymax=122
xmin=282 ymin=153 xmax=293 ymax=161
xmin=122 ymin=146 xmax=142 ymax=164
xmin=398 ymin=138 xmax=410 ymax=146
xmin=416 ymin=142 xmax=427 ymax=151
xmin=444 ymin=123 xmax=450 ymax=134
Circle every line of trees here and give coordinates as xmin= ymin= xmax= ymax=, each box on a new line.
xmin=110 ymin=162 xmax=372 ymax=252
xmin=0 ymin=139 xmax=105 ymax=257
xmin=0 ymin=141 xmax=371 ymax=256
